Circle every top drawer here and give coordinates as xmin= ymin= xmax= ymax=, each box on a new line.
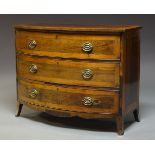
xmin=16 ymin=31 xmax=121 ymax=60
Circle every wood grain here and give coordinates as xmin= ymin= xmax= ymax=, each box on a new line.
xmin=123 ymin=30 xmax=141 ymax=115
xmin=15 ymin=25 xmax=142 ymax=135
xmin=17 ymin=54 xmax=120 ymax=88
xmin=18 ymin=80 xmax=120 ymax=114
xmin=16 ymin=31 xmax=121 ymax=60
xmin=15 ymin=24 xmax=142 ymax=33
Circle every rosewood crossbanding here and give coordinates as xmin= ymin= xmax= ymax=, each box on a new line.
xmin=15 ymin=25 xmax=142 ymax=135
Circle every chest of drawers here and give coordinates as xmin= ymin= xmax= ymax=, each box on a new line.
xmin=15 ymin=25 xmax=142 ymax=135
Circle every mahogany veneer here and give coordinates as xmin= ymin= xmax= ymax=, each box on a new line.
xmin=15 ymin=25 xmax=142 ymax=135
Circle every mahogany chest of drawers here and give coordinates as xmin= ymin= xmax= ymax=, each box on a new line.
xmin=15 ymin=25 xmax=142 ymax=135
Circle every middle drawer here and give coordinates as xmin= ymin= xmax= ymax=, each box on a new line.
xmin=17 ymin=54 xmax=120 ymax=88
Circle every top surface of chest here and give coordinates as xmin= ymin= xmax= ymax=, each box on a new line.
xmin=15 ymin=24 xmax=142 ymax=33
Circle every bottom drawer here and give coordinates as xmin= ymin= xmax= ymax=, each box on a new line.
xmin=18 ymin=80 xmax=120 ymax=114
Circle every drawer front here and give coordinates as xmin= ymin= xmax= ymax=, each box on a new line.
xmin=18 ymin=80 xmax=119 ymax=114
xmin=16 ymin=31 xmax=120 ymax=60
xmin=17 ymin=54 xmax=120 ymax=88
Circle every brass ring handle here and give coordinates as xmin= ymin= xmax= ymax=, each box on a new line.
xmin=82 ymin=42 xmax=93 ymax=53
xmin=29 ymin=64 xmax=38 ymax=73
xmin=28 ymin=40 xmax=37 ymax=49
xmin=82 ymin=69 xmax=93 ymax=80
xmin=28 ymin=89 xmax=39 ymax=99
xmin=82 ymin=97 xmax=94 ymax=106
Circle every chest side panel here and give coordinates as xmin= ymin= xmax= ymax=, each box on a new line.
xmin=123 ymin=30 xmax=140 ymax=114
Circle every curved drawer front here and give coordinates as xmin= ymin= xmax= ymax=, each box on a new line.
xmin=17 ymin=54 xmax=120 ymax=88
xmin=16 ymin=31 xmax=120 ymax=60
xmin=18 ymin=80 xmax=119 ymax=114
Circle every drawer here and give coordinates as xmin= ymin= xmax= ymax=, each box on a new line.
xmin=18 ymin=80 xmax=119 ymax=114
xmin=16 ymin=31 xmax=120 ymax=60
xmin=17 ymin=54 xmax=120 ymax=88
